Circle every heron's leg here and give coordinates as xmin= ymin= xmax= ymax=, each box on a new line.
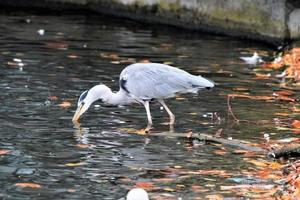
xmin=158 ymin=100 xmax=175 ymax=125
xmin=142 ymin=101 xmax=152 ymax=132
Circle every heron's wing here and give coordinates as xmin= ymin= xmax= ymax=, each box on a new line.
xmin=119 ymin=63 xmax=212 ymax=100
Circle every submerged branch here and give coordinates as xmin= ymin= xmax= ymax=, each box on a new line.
xmin=227 ymin=95 xmax=240 ymax=122
xmin=226 ymin=95 xmax=268 ymax=125
xmin=268 ymin=144 xmax=300 ymax=158
xmin=151 ymin=132 xmax=267 ymax=153
xmin=153 ymin=132 xmax=300 ymax=159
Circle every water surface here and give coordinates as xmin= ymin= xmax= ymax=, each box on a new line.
xmin=0 ymin=12 xmax=292 ymax=199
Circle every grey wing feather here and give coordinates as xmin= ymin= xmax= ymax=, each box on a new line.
xmin=119 ymin=63 xmax=213 ymax=100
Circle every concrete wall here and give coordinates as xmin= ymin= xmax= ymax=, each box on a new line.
xmin=0 ymin=0 xmax=299 ymax=44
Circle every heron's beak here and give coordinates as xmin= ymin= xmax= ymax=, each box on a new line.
xmin=72 ymin=103 xmax=87 ymax=123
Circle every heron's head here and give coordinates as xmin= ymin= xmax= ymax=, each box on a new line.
xmin=197 ymin=75 xmax=214 ymax=90
xmin=72 ymin=84 xmax=111 ymax=123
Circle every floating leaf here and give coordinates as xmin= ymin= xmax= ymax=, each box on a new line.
xmin=68 ymin=54 xmax=78 ymax=59
xmin=176 ymin=184 xmax=186 ymax=188
xmin=292 ymin=106 xmax=300 ymax=112
xmin=268 ymin=162 xmax=283 ymax=170
xmin=110 ymin=61 xmax=120 ymax=64
xmin=173 ymin=165 xmax=182 ymax=169
xmin=120 ymin=58 xmax=136 ymax=64
xmin=244 ymin=158 xmax=282 ymax=170
xmin=46 ymin=42 xmax=68 ymax=50
xmin=135 ymin=182 xmax=155 ymax=190
xmin=48 ymin=96 xmax=58 ymax=101
xmin=214 ymin=149 xmax=227 ymax=155
xmin=163 ymin=61 xmax=173 ymax=65
xmin=256 ymin=169 xmax=281 ymax=179
xmin=100 ymin=53 xmax=120 ymax=60
xmin=59 ymin=101 xmax=72 ymax=108
xmin=163 ymin=187 xmax=175 ymax=192
xmin=0 ymin=149 xmax=10 ymax=155
xmin=255 ymin=73 xmax=271 ymax=79
xmin=263 ymin=48 xmax=300 ymax=80
xmin=205 ymin=194 xmax=224 ymax=200
xmin=138 ymin=59 xmax=150 ymax=63
xmin=75 ymin=144 xmax=90 ymax=148
xmin=292 ymin=120 xmax=300 ymax=129
xmin=274 ymin=95 xmax=296 ymax=102
xmin=244 ymin=158 xmax=268 ymax=167
xmin=67 ymin=188 xmax=76 ymax=193
xmin=263 ymin=62 xmax=282 ymax=69
xmin=178 ymin=55 xmax=189 ymax=58
xmin=273 ymin=90 xmax=294 ymax=96
xmin=294 ymin=177 xmax=300 ymax=196
xmin=153 ymin=178 xmax=175 ymax=183
xmin=233 ymin=149 xmax=248 ymax=154
xmin=119 ymin=128 xmax=147 ymax=135
xmin=65 ymin=162 xmax=86 ymax=167
xmin=15 ymin=182 xmax=41 ymax=188
xmin=191 ymin=185 xmax=209 ymax=193
xmin=292 ymin=129 xmax=300 ymax=134
xmin=233 ymin=87 xmax=250 ymax=92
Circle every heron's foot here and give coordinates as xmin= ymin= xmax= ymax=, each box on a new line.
xmin=160 ymin=119 xmax=175 ymax=126
xmin=145 ymin=124 xmax=152 ymax=133
xmin=169 ymin=124 xmax=174 ymax=133
xmin=145 ymin=128 xmax=151 ymax=134
xmin=136 ymin=129 xmax=148 ymax=135
xmin=73 ymin=121 xmax=81 ymax=129
xmin=170 ymin=116 xmax=175 ymax=125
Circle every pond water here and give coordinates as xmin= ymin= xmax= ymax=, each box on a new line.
xmin=0 ymin=11 xmax=294 ymax=199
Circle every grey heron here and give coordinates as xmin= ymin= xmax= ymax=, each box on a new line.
xmin=72 ymin=63 xmax=214 ymax=131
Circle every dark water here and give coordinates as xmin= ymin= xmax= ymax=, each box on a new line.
xmin=0 ymin=12 xmax=293 ymax=199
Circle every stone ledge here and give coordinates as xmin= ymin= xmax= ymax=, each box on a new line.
xmin=0 ymin=0 xmax=299 ymax=44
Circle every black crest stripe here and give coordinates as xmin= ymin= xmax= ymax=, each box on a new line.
xmin=120 ymin=78 xmax=130 ymax=93
xmin=79 ymin=90 xmax=88 ymax=102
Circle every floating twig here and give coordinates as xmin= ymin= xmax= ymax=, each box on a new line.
xmin=227 ymin=95 xmax=240 ymax=122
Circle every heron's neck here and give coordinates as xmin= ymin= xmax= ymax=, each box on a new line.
xmin=102 ymin=89 xmax=134 ymax=105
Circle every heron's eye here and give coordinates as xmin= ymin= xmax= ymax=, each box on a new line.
xmin=78 ymin=90 xmax=88 ymax=106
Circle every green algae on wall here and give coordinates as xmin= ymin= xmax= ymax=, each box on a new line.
xmin=102 ymin=0 xmax=289 ymax=41
xmin=49 ymin=0 xmax=88 ymax=4
xmin=209 ymin=6 xmax=285 ymax=37
xmin=157 ymin=0 xmax=181 ymax=12
xmin=0 ymin=0 xmax=299 ymax=43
